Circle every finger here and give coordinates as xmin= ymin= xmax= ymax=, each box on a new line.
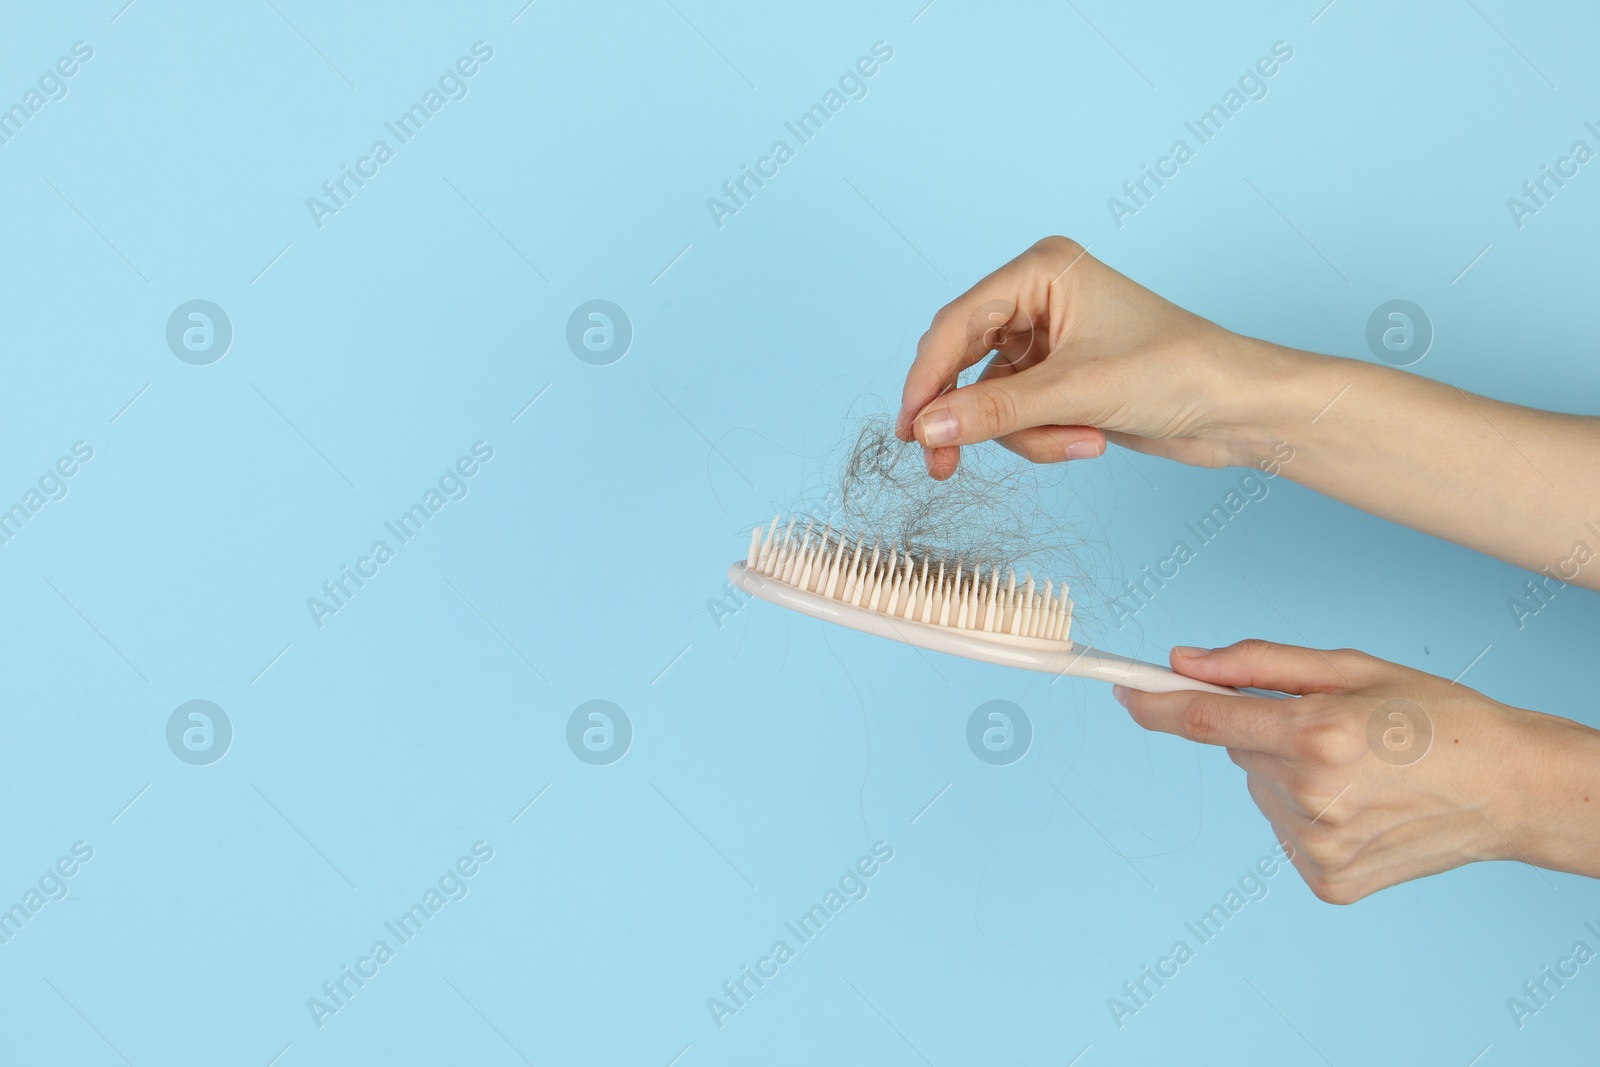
xmin=1168 ymin=639 xmax=1357 ymax=696
xmin=896 ymin=242 xmax=1069 ymax=441
xmin=1226 ymin=746 xmax=1283 ymax=776
xmin=975 ymin=325 xmax=1052 ymax=379
xmin=1103 ymin=429 xmax=1230 ymax=469
xmin=910 ymin=367 xmax=1055 ymax=450
xmin=995 ymin=424 xmax=1107 ymax=464
xmin=1233 ymin=751 xmax=1316 ymax=821
xmin=1246 ymin=776 xmax=1310 ymax=868
xmin=923 ymin=443 xmax=958 ymax=480
xmin=899 ymin=300 xmax=1031 ymax=441
xmin=975 ymin=358 xmax=1102 ymax=460
xmin=1115 ymin=686 xmax=1302 ymax=758
xmin=925 ymin=356 xmax=1100 ymax=475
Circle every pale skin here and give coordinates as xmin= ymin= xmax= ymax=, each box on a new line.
xmin=897 ymin=236 xmax=1600 ymax=903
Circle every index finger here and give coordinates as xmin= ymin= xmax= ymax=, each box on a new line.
xmin=895 ymin=240 xmax=1064 ymax=441
xmin=1114 ymin=685 xmax=1302 ymax=758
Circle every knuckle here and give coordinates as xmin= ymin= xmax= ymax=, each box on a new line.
xmin=1181 ymin=698 xmax=1228 ymax=746
xmin=1306 ymin=878 xmax=1336 ymax=902
xmin=970 ymin=388 xmax=1017 ymax=436
xmin=1305 ymin=875 xmax=1360 ymax=906
xmin=924 ymin=310 xmax=955 ymax=343
xmin=1292 ymin=723 xmax=1344 ymax=764
xmin=1033 ymin=235 xmax=1083 ymax=259
xmin=1233 ymin=638 xmax=1280 ymax=658
xmin=1295 ymin=822 xmax=1355 ymax=869
xmin=1328 ymin=647 xmax=1376 ymax=676
xmin=928 ymin=303 xmax=968 ymax=338
xmin=1309 ymin=802 xmax=1349 ymax=831
xmin=1297 ymin=835 xmax=1336 ymax=869
xmin=1284 ymin=781 xmax=1320 ymax=816
xmin=1294 ymin=719 xmax=1364 ymax=765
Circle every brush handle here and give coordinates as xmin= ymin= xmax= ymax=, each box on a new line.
xmin=728 ymin=562 xmax=1250 ymax=696
xmin=1043 ymin=645 xmax=1243 ymax=695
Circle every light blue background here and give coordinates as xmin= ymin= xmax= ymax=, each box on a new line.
xmin=2 ymin=0 xmax=1597 ymax=1063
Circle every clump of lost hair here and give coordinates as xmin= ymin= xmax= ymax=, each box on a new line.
xmin=814 ymin=410 xmax=1088 ymax=585
xmin=763 ymin=383 xmax=1130 ymax=648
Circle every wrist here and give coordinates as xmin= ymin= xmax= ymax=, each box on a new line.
xmin=1494 ymin=708 xmax=1600 ymax=877
xmin=1202 ymin=333 xmax=1350 ymax=468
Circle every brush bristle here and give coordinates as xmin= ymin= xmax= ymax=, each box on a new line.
xmin=744 ymin=515 xmax=1073 ymax=645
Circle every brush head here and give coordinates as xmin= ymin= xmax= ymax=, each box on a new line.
xmin=740 ymin=514 xmax=1073 ymax=647
xmin=728 ymin=515 xmax=1243 ymax=695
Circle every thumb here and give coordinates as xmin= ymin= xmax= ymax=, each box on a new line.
xmin=1169 ymin=639 xmax=1356 ymax=695
xmin=911 ymin=375 xmax=1042 ymax=449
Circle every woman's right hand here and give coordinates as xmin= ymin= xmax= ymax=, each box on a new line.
xmin=896 ymin=236 xmax=1304 ymax=479
xmin=901 ymin=236 xmax=1600 ymax=586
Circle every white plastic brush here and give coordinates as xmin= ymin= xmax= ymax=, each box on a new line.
xmin=727 ymin=515 xmax=1239 ymax=695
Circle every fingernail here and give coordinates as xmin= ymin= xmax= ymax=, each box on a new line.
xmin=1172 ymin=646 xmax=1211 ymax=658
xmin=918 ymin=410 xmax=958 ymax=446
xmin=1111 ymin=684 xmax=1129 ymax=706
xmin=1065 ymin=439 xmax=1101 ymax=460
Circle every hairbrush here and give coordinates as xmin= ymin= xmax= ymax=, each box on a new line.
xmin=727 ymin=515 xmax=1239 ymax=695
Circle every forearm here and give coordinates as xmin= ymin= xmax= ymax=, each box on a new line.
xmin=1228 ymin=338 xmax=1600 ymax=590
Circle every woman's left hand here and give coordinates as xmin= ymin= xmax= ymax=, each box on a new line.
xmin=1114 ymin=639 xmax=1600 ymax=902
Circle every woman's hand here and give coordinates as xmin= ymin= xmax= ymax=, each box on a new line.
xmin=896 ymin=236 xmax=1297 ymax=479
xmin=1113 ymin=639 xmax=1600 ymax=903
xmin=898 ymin=236 xmax=1600 ymax=586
